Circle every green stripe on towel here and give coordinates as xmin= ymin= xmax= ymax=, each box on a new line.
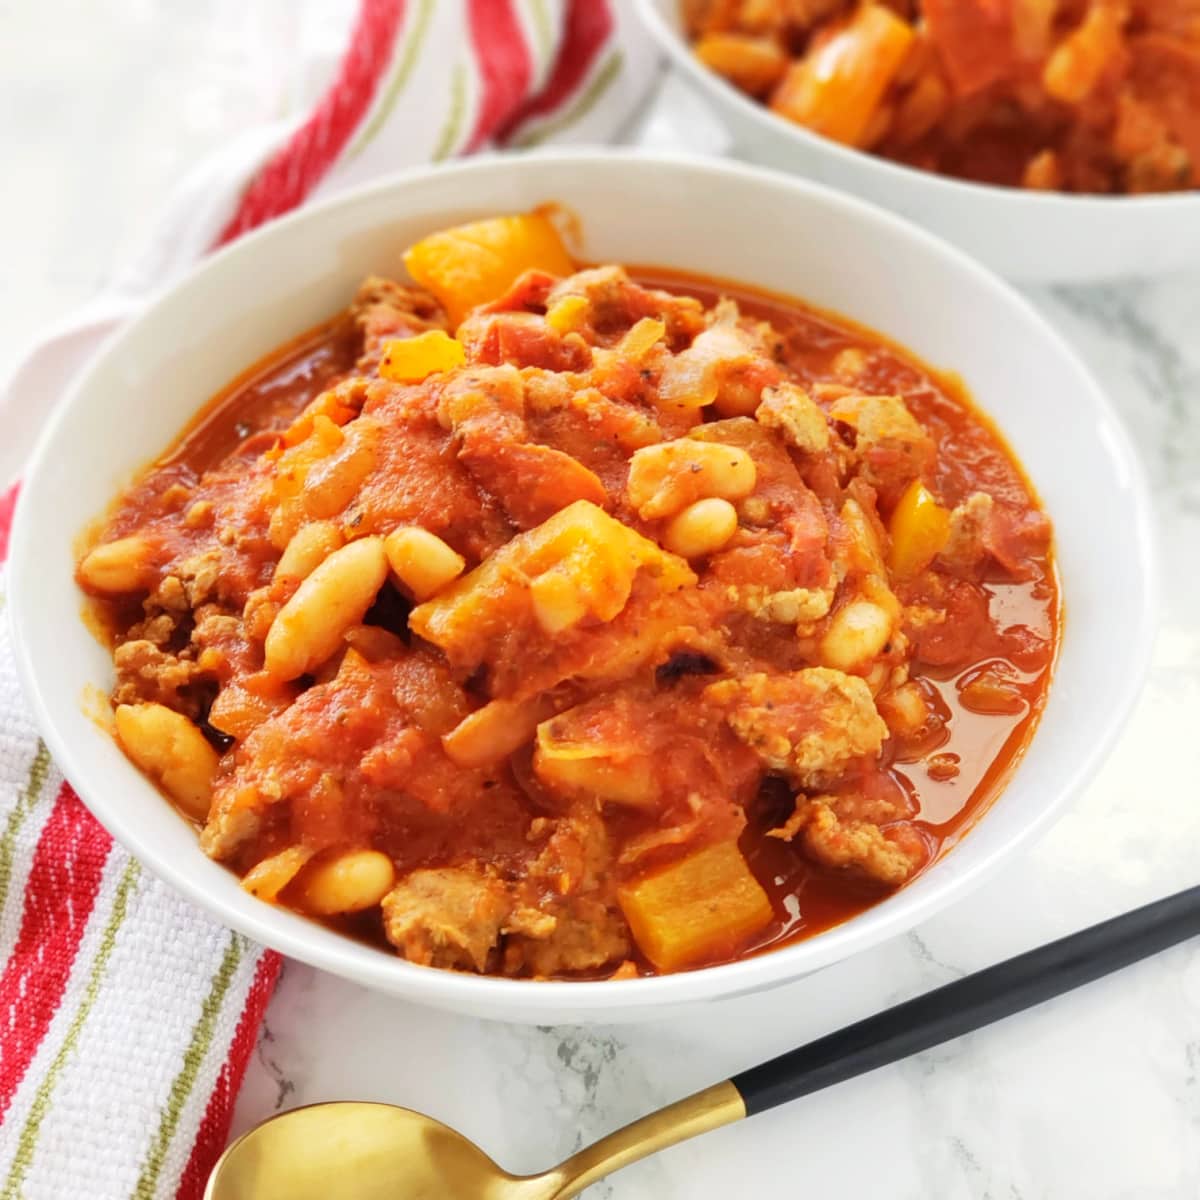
xmin=0 ymin=741 xmax=52 ymax=918
xmin=346 ymin=0 xmax=437 ymax=162
xmin=433 ymin=63 xmax=469 ymax=161
xmin=511 ymin=51 xmax=623 ymax=148
xmin=131 ymin=933 xmax=244 ymax=1199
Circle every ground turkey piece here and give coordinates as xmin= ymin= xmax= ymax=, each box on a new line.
xmin=704 ymin=668 xmax=888 ymax=782
xmin=940 ymin=491 xmax=1052 ymax=580
xmin=771 ymin=796 xmax=927 ymax=887
xmin=140 ymin=552 xmax=229 ymax=621
xmin=112 ymin=640 xmax=211 ymax=717
xmin=828 ymin=393 xmax=935 ymax=503
xmin=501 ymin=805 xmax=631 ymax=976
xmin=175 ymin=550 xmax=226 ymax=607
xmin=755 ymin=381 xmax=831 ymax=456
xmin=382 ymin=866 xmax=512 ymax=972
xmin=505 ymin=897 xmax=631 ymax=978
xmin=939 ymin=492 xmax=994 ymax=571
xmin=527 ymin=805 xmax=614 ymax=893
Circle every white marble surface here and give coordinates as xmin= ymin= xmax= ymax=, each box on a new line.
xmin=4 ymin=6 xmax=1200 ymax=1197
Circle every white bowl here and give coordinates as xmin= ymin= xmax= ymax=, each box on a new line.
xmin=635 ymin=0 xmax=1200 ymax=283
xmin=9 ymin=151 xmax=1155 ymax=1023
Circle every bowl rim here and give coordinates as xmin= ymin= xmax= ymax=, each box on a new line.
xmin=8 ymin=148 xmax=1159 ymax=1013
xmin=634 ymin=0 xmax=1200 ymax=214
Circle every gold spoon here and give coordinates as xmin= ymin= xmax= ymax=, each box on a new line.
xmin=207 ymin=885 xmax=1200 ymax=1199
xmin=203 ymin=1084 xmax=739 ymax=1200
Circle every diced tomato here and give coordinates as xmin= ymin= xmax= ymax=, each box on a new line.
xmin=983 ymin=504 xmax=1052 ymax=579
xmin=464 ymin=312 xmax=590 ymax=372
xmin=910 ymin=580 xmax=995 ymax=667
xmin=925 ymin=0 xmax=1017 ymax=95
xmin=782 ymin=495 xmax=833 ymax=589
xmin=770 ymin=3 xmax=916 ymax=146
xmin=480 ymin=269 xmax=559 ymax=314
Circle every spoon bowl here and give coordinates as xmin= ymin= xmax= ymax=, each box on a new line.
xmin=206 ymin=1102 xmax=548 ymax=1200
xmin=206 ymin=1087 xmax=743 ymax=1200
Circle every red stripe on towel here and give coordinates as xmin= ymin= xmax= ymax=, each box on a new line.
xmin=215 ymin=0 xmax=407 ymax=245
xmin=0 ymin=481 xmax=19 ymax=565
xmin=173 ymin=952 xmax=284 ymax=1200
xmin=498 ymin=0 xmax=613 ymax=141
xmin=464 ymin=0 xmax=534 ymax=152
xmin=0 ymin=786 xmax=113 ymax=1122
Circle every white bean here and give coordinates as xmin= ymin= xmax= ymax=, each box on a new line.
xmin=114 ymin=702 xmax=218 ymax=821
xmin=819 ymin=600 xmax=894 ymax=672
xmin=298 ymin=849 xmax=396 ymax=916
xmin=383 ymin=526 xmax=465 ymax=601
xmin=662 ymin=497 xmax=738 ymax=559
xmin=627 ymin=439 xmax=757 ymax=519
xmin=529 ymin=567 xmax=588 ymax=634
xmin=442 ymin=698 xmax=547 ymax=768
xmin=275 ymin=521 xmax=343 ymax=583
xmin=302 ymin=429 xmax=378 ymax=519
xmin=78 ymin=535 xmax=155 ymax=594
xmin=264 ymin=536 xmax=388 ymax=680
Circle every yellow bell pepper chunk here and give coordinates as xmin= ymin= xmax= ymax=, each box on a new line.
xmin=409 ymin=500 xmax=696 ymax=666
xmin=888 ymin=479 xmax=951 ymax=578
xmin=619 ymin=840 xmax=773 ymax=972
xmin=241 ymin=845 xmax=314 ymax=902
xmin=619 ymin=317 xmax=666 ymax=360
xmin=770 ymin=2 xmax=915 ymax=148
xmin=379 ymin=330 xmax=465 ymax=383
xmin=404 ymin=213 xmax=575 ymax=326
xmin=545 ymin=294 xmax=589 ymax=335
xmin=534 ymin=706 xmax=660 ymax=808
xmin=278 ymin=389 xmax=357 ymax=449
xmin=534 ymin=744 xmax=660 ymax=808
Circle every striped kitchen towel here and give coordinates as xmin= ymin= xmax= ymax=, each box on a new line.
xmin=0 ymin=3 xmax=658 ymax=1196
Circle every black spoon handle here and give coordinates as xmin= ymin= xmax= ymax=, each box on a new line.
xmin=732 ymin=883 xmax=1200 ymax=1116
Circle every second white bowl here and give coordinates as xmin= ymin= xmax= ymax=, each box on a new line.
xmin=636 ymin=0 xmax=1200 ymax=283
